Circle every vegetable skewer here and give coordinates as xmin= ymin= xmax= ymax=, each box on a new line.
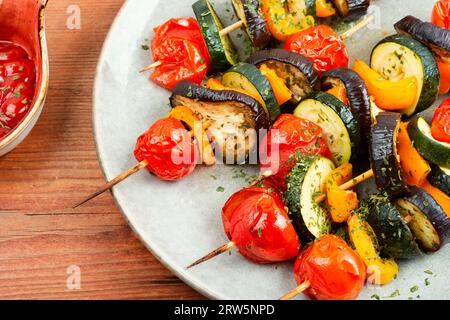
xmin=186 ymin=168 xmax=374 ymax=269
xmin=142 ymin=14 xmax=374 ymax=81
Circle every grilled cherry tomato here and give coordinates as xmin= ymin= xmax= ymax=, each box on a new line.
xmin=259 ymin=114 xmax=332 ymax=190
xmin=431 ymin=98 xmax=450 ymax=142
xmin=293 ymin=235 xmax=366 ymax=300
xmin=149 ymin=18 xmax=211 ymax=90
xmin=432 ymin=0 xmax=450 ymax=29
xmin=284 ymin=25 xmax=349 ymax=73
xmin=134 ymin=118 xmax=198 ymax=181
xmin=222 ymin=186 xmax=300 ymax=263
xmin=0 ymin=42 xmax=36 ymax=140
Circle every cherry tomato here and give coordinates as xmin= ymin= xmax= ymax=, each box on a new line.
xmin=222 ymin=186 xmax=300 ymax=263
xmin=293 ymin=235 xmax=366 ymax=300
xmin=431 ymin=98 xmax=450 ymax=142
xmin=152 ymin=17 xmax=207 ymax=52
xmin=0 ymin=42 xmax=36 ymax=140
xmin=151 ymin=38 xmax=209 ymax=90
xmin=134 ymin=118 xmax=198 ymax=181
xmin=149 ymin=18 xmax=211 ymax=90
xmin=432 ymin=0 xmax=450 ymax=29
xmin=259 ymin=114 xmax=332 ymax=190
xmin=284 ymin=25 xmax=349 ymax=73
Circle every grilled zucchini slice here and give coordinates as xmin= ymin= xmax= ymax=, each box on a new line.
xmin=370 ymin=112 xmax=409 ymax=198
xmin=365 ymin=194 xmax=421 ymax=259
xmin=222 ymin=62 xmax=280 ymax=122
xmin=370 ymin=34 xmax=439 ymax=117
xmin=408 ymin=116 xmax=450 ymax=167
xmin=294 ymin=91 xmax=361 ymax=165
xmin=193 ymin=0 xmax=239 ymax=71
xmin=285 ymin=155 xmax=334 ymax=240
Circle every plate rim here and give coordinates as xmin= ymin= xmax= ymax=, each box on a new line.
xmin=92 ymin=0 xmax=221 ymax=300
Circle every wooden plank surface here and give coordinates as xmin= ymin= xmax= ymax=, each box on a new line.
xmin=0 ymin=0 xmax=203 ymax=300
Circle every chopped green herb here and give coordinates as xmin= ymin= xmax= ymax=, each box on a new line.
xmin=216 ymin=186 xmax=225 ymax=192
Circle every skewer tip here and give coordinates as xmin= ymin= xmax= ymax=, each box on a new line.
xmin=187 ymin=241 xmax=235 ymax=269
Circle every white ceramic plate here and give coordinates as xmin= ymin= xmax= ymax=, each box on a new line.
xmin=93 ymin=0 xmax=450 ymax=299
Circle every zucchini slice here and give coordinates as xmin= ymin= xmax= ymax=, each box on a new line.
xmin=365 ymin=194 xmax=421 ymax=259
xmin=370 ymin=34 xmax=439 ymax=117
xmin=222 ymin=62 xmax=280 ymax=122
xmin=396 ymin=187 xmax=449 ymax=252
xmin=293 ymin=91 xmax=361 ymax=165
xmin=170 ymin=81 xmax=269 ymax=163
xmin=408 ymin=116 xmax=450 ymax=167
xmin=193 ymin=0 xmax=239 ymax=71
xmin=330 ymin=0 xmax=370 ymax=21
xmin=370 ymin=112 xmax=409 ymax=198
xmin=428 ymin=164 xmax=450 ymax=196
xmin=395 ymin=15 xmax=450 ymax=63
xmin=231 ymin=0 xmax=272 ymax=49
xmin=320 ymin=68 xmax=371 ymax=145
xmin=285 ymin=155 xmax=334 ymax=240
xmin=247 ymin=49 xmax=319 ymax=104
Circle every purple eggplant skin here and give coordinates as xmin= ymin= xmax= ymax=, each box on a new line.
xmin=320 ymin=68 xmax=371 ymax=145
xmin=247 ymin=49 xmax=319 ymax=102
xmin=395 ymin=15 xmax=450 ymax=59
xmin=170 ymin=80 xmax=270 ymax=130
xmin=403 ymin=187 xmax=450 ymax=245
xmin=370 ymin=112 xmax=409 ymax=198
xmin=231 ymin=0 xmax=271 ymax=49
xmin=331 ymin=0 xmax=371 ymax=21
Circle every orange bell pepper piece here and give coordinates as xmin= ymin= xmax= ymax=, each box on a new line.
xmin=326 ymin=84 xmax=349 ymax=106
xmin=421 ymin=180 xmax=450 ymax=218
xmin=167 ymin=106 xmax=216 ymax=166
xmin=348 ymin=214 xmax=398 ymax=285
xmin=205 ymin=78 xmax=265 ymax=106
xmin=259 ymin=64 xmax=292 ymax=105
xmin=437 ymin=59 xmax=450 ymax=94
xmin=397 ymin=122 xmax=431 ymax=186
xmin=261 ymin=0 xmax=315 ymax=41
xmin=353 ymin=59 xmax=418 ymax=111
xmin=323 ymin=163 xmax=359 ymax=223
xmin=316 ymin=0 xmax=336 ymax=18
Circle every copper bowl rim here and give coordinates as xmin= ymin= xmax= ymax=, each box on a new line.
xmin=0 ymin=0 xmax=50 ymax=150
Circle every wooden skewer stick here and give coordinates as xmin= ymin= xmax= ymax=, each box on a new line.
xmin=279 ymin=280 xmax=311 ymax=300
xmin=219 ymin=20 xmax=245 ymax=37
xmin=72 ymin=160 xmax=149 ymax=209
xmin=340 ymin=15 xmax=374 ymax=40
xmin=187 ymin=241 xmax=236 ymax=269
xmin=140 ymin=60 xmax=162 ymax=73
xmin=73 ymin=124 xmax=209 ymax=209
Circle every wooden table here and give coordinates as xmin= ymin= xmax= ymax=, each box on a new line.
xmin=0 ymin=0 xmax=203 ymax=299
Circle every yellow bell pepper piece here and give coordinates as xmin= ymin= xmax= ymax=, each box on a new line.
xmin=353 ymin=59 xmax=418 ymax=111
xmin=259 ymin=64 xmax=292 ymax=105
xmin=348 ymin=214 xmax=399 ymax=285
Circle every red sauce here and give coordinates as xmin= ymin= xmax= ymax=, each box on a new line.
xmin=0 ymin=41 xmax=36 ymax=140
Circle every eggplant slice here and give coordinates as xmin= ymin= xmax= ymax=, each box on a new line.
xmin=170 ymin=81 xmax=269 ymax=163
xmin=320 ymin=68 xmax=371 ymax=145
xmin=396 ymin=187 xmax=450 ymax=251
xmin=231 ymin=0 xmax=272 ymax=49
xmin=395 ymin=15 xmax=450 ymax=62
xmin=330 ymin=0 xmax=371 ymax=21
xmin=370 ymin=112 xmax=409 ymax=198
xmin=247 ymin=49 xmax=319 ymax=103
